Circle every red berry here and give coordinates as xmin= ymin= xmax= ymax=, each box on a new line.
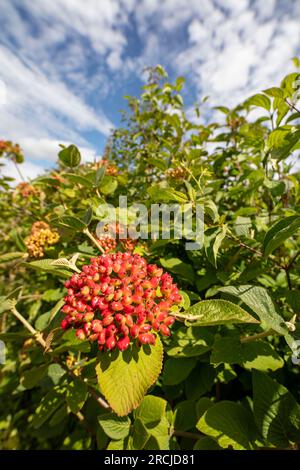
xmin=106 ymin=335 xmax=117 ymax=350
xmin=160 ymin=324 xmax=171 ymax=336
xmin=130 ymin=325 xmax=140 ymax=338
xmin=61 ymin=318 xmax=69 ymax=330
xmin=138 ymin=332 xmax=156 ymax=345
xmin=76 ymin=329 xmax=86 ymax=340
xmin=91 ymin=319 xmax=103 ymax=333
xmin=117 ymin=336 xmax=130 ymax=351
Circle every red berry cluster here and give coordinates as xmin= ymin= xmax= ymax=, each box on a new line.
xmin=122 ymin=238 xmax=137 ymax=252
xmin=97 ymin=223 xmax=138 ymax=253
xmin=61 ymin=252 xmax=181 ymax=352
xmin=98 ymin=233 xmax=118 ymax=253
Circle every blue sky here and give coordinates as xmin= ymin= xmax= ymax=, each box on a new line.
xmin=0 ymin=0 xmax=300 ymax=180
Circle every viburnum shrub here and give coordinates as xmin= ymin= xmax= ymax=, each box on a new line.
xmin=1 ymin=65 xmax=300 ymax=450
xmin=61 ymin=252 xmax=180 ymax=351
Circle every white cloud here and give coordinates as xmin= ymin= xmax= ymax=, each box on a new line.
xmin=2 ymin=159 xmax=45 ymax=183
xmin=0 ymin=0 xmax=299 ymax=174
xmin=167 ymin=0 xmax=300 ymax=110
xmin=19 ymin=138 xmax=101 ymax=164
xmin=1 ymin=138 xmax=102 ymax=184
xmin=0 ymin=44 xmax=113 ymax=138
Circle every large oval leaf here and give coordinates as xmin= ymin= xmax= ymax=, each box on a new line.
xmin=263 ymin=216 xmax=300 ymax=257
xmin=58 ymin=145 xmax=81 ymax=167
xmin=183 ymin=299 xmax=258 ymax=326
xmin=96 ymin=339 xmax=163 ymax=416
xmin=197 ymin=401 xmax=259 ymax=450
xmin=253 ymin=370 xmax=300 ymax=447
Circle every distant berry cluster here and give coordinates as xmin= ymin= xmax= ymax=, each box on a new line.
xmin=25 ymin=221 xmax=60 ymax=258
xmin=98 ymin=222 xmax=138 ymax=253
xmin=61 ymin=252 xmax=181 ymax=352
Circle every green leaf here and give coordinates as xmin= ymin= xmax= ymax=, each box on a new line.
xmin=133 ymin=396 xmax=169 ymax=450
xmin=53 ymin=329 xmax=91 ymax=354
xmin=58 ymin=145 xmax=81 ymax=167
xmin=0 ymin=332 xmax=30 ymax=341
xmin=0 ymin=251 xmax=25 ymax=263
xmin=49 ymin=298 xmax=65 ymax=322
xmin=35 ymin=311 xmax=52 ymax=331
xmin=98 ymin=413 xmax=131 ymax=440
xmin=148 ymin=186 xmax=188 ymax=203
xmin=173 ymin=400 xmax=197 ymax=432
xmin=263 ymin=179 xmax=286 ymax=197
xmin=0 ymin=298 xmax=12 ymax=315
xmin=26 ymin=259 xmax=71 ymax=278
xmin=185 ymin=364 xmax=216 ymax=399
xmin=66 ymin=377 xmax=87 ymax=413
xmin=162 ymin=357 xmax=196 ymax=385
xmin=267 ymin=129 xmax=300 ymax=160
xmin=194 ymin=436 xmax=221 ymax=450
xmin=263 ymin=216 xmax=300 ymax=257
xmin=166 ymin=326 xmax=214 ymax=357
xmin=32 ymin=388 xmax=66 ymax=429
xmin=107 ymin=438 xmax=127 ymax=450
xmin=211 ymin=337 xmax=284 ymax=371
xmin=47 ymin=364 xmax=66 ymax=385
xmin=62 ymin=173 xmax=93 ymax=188
xmin=253 ymin=370 xmax=300 ymax=447
xmin=205 ymin=226 xmax=227 ymax=267
xmin=196 ymin=397 xmax=215 ymax=419
xmin=59 ymin=215 xmax=87 ymax=230
xmin=218 ymin=285 xmax=292 ymax=346
xmin=263 ymin=87 xmax=284 ymax=98
xmin=21 ymin=364 xmax=48 ymax=389
xmin=183 ymin=299 xmax=258 ymax=326
xmin=280 ymin=72 xmax=300 ymax=98
xmin=49 ymin=404 xmax=69 ymax=427
xmin=245 ymin=94 xmax=271 ymax=111
xmin=159 ymin=257 xmax=195 ymax=283
xmin=99 ymin=176 xmax=118 ymax=195
xmin=234 ymin=216 xmax=252 ymax=237
xmin=135 ymin=395 xmax=167 ymax=425
xmin=197 ymin=401 xmax=259 ymax=450
xmin=94 ymin=166 xmax=106 ymax=186
xmin=82 ymin=206 xmax=93 ymax=226
xmin=131 ymin=418 xmax=150 ymax=450
xmin=96 ymin=339 xmax=163 ymax=416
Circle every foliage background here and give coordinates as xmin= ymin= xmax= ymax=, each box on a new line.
xmin=0 ymin=65 xmax=300 ymax=450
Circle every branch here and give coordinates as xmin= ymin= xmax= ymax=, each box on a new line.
xmin=285 ymin=98 xmax=300 ymax=114
xmin=240 ymin=329 xmax=275 ymax=343
xmin=173 ymin=430 xmax=203 ymax=440
xmin=83 ymin=227 xmax=105 ymax=254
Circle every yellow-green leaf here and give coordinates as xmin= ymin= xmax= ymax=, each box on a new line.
xmin=96 ymin=339 xmax=163 ymax=416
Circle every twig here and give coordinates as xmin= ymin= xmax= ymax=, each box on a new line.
xmin=283 ymin=250 xmax=300 ymax=290
xmin=226 ymin=233 xmax=263 ymax=257
xmin=88 ymin=386 xmax=110 ymax=410
xmin=75 ymin=411 xmax=94 ymax=436
xmin=9 ymin=301 xmax=47 ymax=349
xmin=173 ymin=430 xmax=203 ymax=440
xmin=240 ymin=329 xmax=274 ymax=343
xmin=12 ymin=160 xmax=25 ymax=182
xmin=284 ymin=267 xmax=292 ymax=290
xmin=83 ymin=227 xmax=105 ymax=254
xmin=285 ymin=99 xmax=300 ymax=114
